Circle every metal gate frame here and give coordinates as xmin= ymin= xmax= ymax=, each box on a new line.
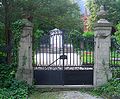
xmin=33 ymin=29 xmax=94 ymax=85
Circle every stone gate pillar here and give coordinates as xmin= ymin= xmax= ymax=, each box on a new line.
xmin=16 ymin=18 xmax=33 ymax=85
xmin=94 ymin=6 xmax=112 ymax=86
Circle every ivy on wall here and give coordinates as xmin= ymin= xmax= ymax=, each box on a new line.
xmin=0 ymin=20 xmax=30 ymax=98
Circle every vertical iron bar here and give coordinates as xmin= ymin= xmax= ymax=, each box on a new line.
xmin=43 ymin=37 xmax=44 ymax=65
xmin=89 ymin=41 xmax=91 ymax=64
xmin=53 ymin=32 xmax=56 ymax=65
xmin=66 ymin=33 xmax=68 ymax=66
xmin=110 ymin=41 xmax=112 ymax=67
xmin=86 ymin=39 xmax=88 ymax=64
xmin=62 ymin=31 xmax=64 ymax=85
xmin=55 ymin=31 xmax=59 ymax=66
xmin=92 ymin=39 xmax=94 ymax=65
xmin=70 ymin=35 xmax=72 ymax=66
xmin=46 ymin=35 xmax=48 ymax=66
xmin=77 ymin=41 xmax=79 ymax=66
xmin=114 ymin=47 xmax=116 ymax=66
xmin=73 ymin=38 xmax=74 ymax=66
xmin=90 ymin=41 xmax=92 ymax=64
xmin=49 ymin=35 xmax=50 ymax=66
xmin=36 ymin=47 xmax=37 ymax=66
xmin=52 ymin=34 xmax=54 ymax=66
xmin=39 ymin=40 xmax=41 ymax=66
xmin=116 ymin=50 xmax=119 ymax=66
xmin=58 ymin=34 xmax=61 ymax=66
xmin=80 ymin=41 xmax=82 ymax=65
xmin=110 ymin=45 xmax=112 ymax=67
xmin=83 ymin=38 xmax=85 ymax=65
xmin=111 ymin=39 xmax=113 ymax=65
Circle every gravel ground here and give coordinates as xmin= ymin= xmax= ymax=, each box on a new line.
xmin=58 ymin=91 xmax=103 ymax=99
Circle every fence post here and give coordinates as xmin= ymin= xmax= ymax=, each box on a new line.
xmin=94 ymin=5 xmax=112 ymax=86
xmin=16 ymin=18 xmax=33 ymax=85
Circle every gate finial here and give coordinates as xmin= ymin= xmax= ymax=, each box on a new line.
xmin=97 ymin=5 xmax=107 ymax=19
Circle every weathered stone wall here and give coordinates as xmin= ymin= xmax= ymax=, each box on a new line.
xmin=16 ymin=19 xmax=33 ymax=85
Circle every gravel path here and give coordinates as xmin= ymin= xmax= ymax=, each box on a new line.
xmin=58 ymin=91 xmax=103 ymax=99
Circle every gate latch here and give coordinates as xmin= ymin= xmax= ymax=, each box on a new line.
xmin=60 ymin=55 xmax=67 ymax=59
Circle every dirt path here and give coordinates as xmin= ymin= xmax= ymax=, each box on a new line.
xmin=30 ymin=90 xmax=103 ymax=99
xmin=58 ymin=91 xmax=103 ymax=99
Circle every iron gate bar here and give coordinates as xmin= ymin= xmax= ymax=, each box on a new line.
xmin=66 ymin=33 xmax=68 ymax=65
xmin=70 ymin=35 xmax=72 ymax=65
xmin=62 ymin=32 xmax=65 ymax=85
xmin=110 ymin=38 xmax=120 ymax=67
xmin=45 ymin=39 xmax=48 ymax=65
xmin=110 ymin=38 xmax=120 ymax=78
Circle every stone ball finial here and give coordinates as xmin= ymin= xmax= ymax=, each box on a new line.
xmin=97 ymin=5 xmax=107 ymax=19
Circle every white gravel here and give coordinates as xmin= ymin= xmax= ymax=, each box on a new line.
xmin=58 ymin=91 xmax=103 ymax=99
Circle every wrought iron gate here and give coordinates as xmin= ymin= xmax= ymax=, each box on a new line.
xmin=110 ymin=38 xmax=120 ymax=78
xmin=33 ymin=29 xmax=94 ymax=85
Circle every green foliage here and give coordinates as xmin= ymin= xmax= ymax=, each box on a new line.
xmin=86 ymin=0 xmax=120 ymax=29
xmin=68 ymin=30 xmax=94 ymax=51
xmin=0 ymin=22 xmax=5 ymax=45
xmin=94 ymin=0 xmax=120 ymax=25
xmin=0 ymin=0 xmax=83 ymax=33
xmin=33 ymin=29 xmax=44 ymax=52
xmin=12 ymin=19 xmax=24 ymax=66
xmin=83 ymin=31 xmax=94 ymax=38
xmin=92 ymin=79 xmax=120 ymax=98
xmin=68 ymin=30 xmax=82 ymax=49
xmin=0 ymin=20 xmax=24 ymax=88
xmin=0 ymin=64 xmax=15 ymax=88
xmin=86 ymin=0 xmax=98 ymax=31
xmin=34 ymin=29 xmax=44 ymax=39
xmin=0 ymin=79 xmax=29 ymax=99
xmin=0 ymin=20 xmax=30 ymax=99
xmin=115 ymin=23 xmax=120 ymax=44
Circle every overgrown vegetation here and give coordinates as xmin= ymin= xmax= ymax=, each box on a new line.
xmin=0 ymin=22 xmax=5 ymax=45
xmin=91 ymin=79 xmax=120 ymax=99
xmin=83 ymin=31 xmax=94 ymax=38
xmin=0 ymin=79 xmax=29 ymax=99
xmin=115 ymin=23 xmax=120 ymax=44
xmin=0 ymin=20 xmax=30 ymax=98
xmin=86 ymin=0 xmax=98 ymax=31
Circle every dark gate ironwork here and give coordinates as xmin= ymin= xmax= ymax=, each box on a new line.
xmin=110 ymin=38 xmax=120 ymax=78
xmin=33 ymin=29 xmax=94 ymax=85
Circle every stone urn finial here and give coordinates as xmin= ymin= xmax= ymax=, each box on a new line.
xmin=97 ymin=5 xmax=107 ymax=19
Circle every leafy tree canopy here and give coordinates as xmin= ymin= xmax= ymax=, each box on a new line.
xmin=0 ymin=0 xmax=83 ymax=33
xmin=95 ymin=0 xmax=120 ymax=25
xmin=86 ymin=0 xmax=120 ymax=29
